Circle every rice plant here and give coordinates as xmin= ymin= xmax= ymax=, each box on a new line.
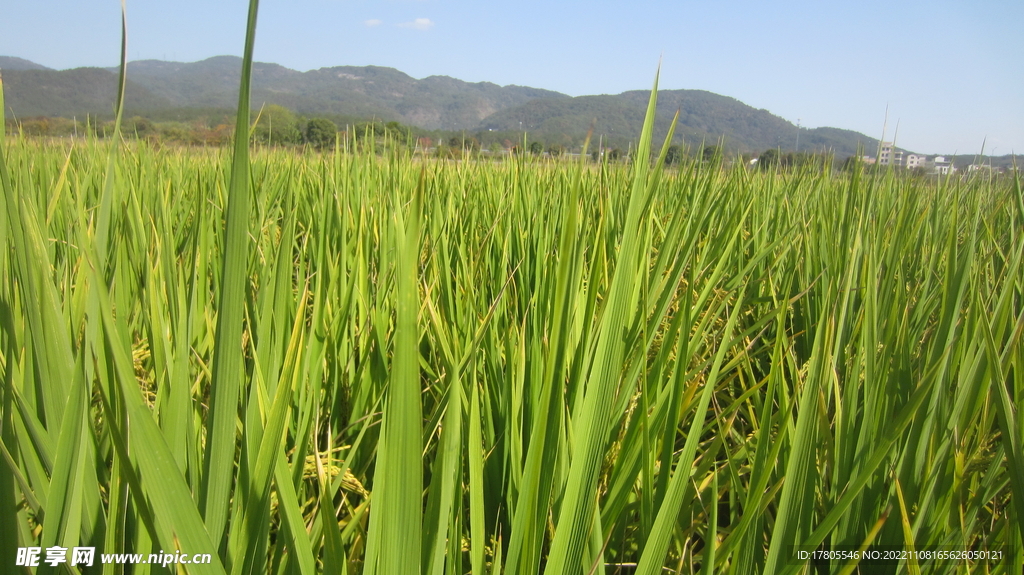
xmin=1 ymin=1 xmax=1022 ymax=573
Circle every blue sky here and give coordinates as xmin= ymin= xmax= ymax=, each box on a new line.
xmin=1 ymin=0 xmax=1021 ymax=155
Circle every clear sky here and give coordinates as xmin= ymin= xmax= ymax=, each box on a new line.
xmin=2 ymin=0 xmax=1021 ymax=155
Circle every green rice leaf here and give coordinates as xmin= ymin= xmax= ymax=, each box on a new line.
xmin=201 ymin=0 xmax=261 ymax=547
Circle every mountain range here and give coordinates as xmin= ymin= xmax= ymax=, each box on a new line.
xmin=2 ymin=55 xmax=888 ymax=156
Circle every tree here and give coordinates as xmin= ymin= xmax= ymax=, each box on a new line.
xmin=547 ymin=144 xmax=564 ymax=158
xmin=700 ymin=145 xmax=720 ymax=163
xmin=608 ymin=148 xmax=622 ymax=162
xmin=254 ymin=104 xmax=301 ymax=145
xmin=305 ymin=117 xmax=337 ymax=149
xmin=446 ymin=135 xmax=479 ymax=154
xmin=488 ymin=141 xmax=506 ymax=156
xmin=529 ymin=141 xmax=543 ymax=156
xmin=128 ymin=116 xmax=157 ymax=139
xmin=384 ymin=121 xmax=409 ymax=140
xmin=665 ymin=144 xmax=682 ymax=165
xmin=436 ymin=141 xmax=455 ymax=159
xmin=758 ymin=148 xmax=780 ymax=170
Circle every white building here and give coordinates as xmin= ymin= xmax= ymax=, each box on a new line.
xmin=905 ymin=154 xmax=927 ymax=169
xmin=930 ymin=156 xmax=955 ymax=175
xmin=878 ymin=142 xmax=904 ymax=166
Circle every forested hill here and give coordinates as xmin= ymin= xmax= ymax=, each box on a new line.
xmin=113 ymin=56 xmax=566 ymax=131
xmin=0 ymin=56 xmax=53 ymax=71
xmin=2 ymin=56 xmax=564 ymax=131
xmin=3 ymin=55 xmax=883 ymax=155
xmin=483 ymin=89 xmax=882 ymax=156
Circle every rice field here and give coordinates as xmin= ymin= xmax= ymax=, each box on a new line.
xmin=1 ymin=4 xmax=1023 ymax=574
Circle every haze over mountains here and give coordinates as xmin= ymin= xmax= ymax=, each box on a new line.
xmin=2 ymin=55 xmax=891 ymax=156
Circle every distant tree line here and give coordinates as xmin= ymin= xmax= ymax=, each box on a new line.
xmin=11 ymin=105 xmax=904 ymax=175
xmin=756 ymin=148 xmax=834 ymax=171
